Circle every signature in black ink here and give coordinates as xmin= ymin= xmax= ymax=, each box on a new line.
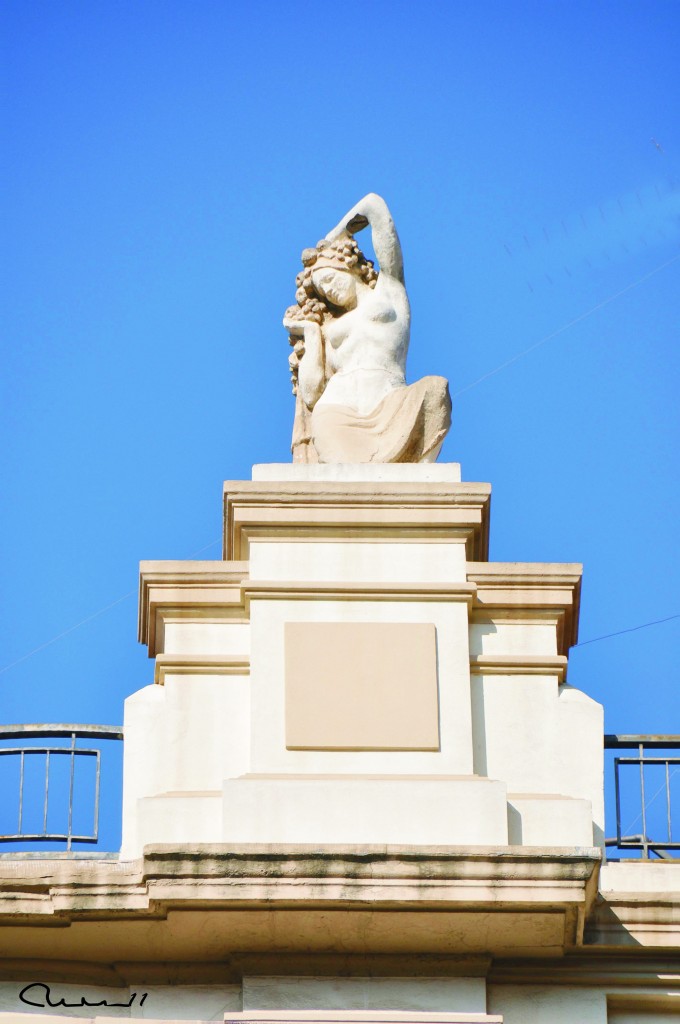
xmin=19 ymin=982 xmax=149 ymax=1010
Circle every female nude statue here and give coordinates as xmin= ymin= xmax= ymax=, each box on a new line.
xmin=283 ymin=193 xmax=451 ymax=464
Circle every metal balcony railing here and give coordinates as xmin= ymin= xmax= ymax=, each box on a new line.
xmin=605 ymin=734 xmax=680 ymax=859
xmin=1 ymin=726 xmax=676 ymax=857
xmin=0 ymin=725 xmax=123 ymax=850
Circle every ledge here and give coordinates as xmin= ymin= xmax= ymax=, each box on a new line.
xmin=154 ymin=654 xmax=250 ymax=685
xmin=223 ymin=481 xmax=491 ymax=562
xmin=138 ymin=560 xmax=249 ymax=652
xmin=467 ymin=562 xmax=582 ymax=652
xmin=585 ymin=861 xmax=680 ymax=948
xmin=469 ymin=654 xmax=568 ymax=679
xmin=0 ymin=843 xmax=598 ymax=937
xmin=243 ymin=580 xmax=477 ymax=606
xmin=0 ymin=844 xmax=600 ymax=961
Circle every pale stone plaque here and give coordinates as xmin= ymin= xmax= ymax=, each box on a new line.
xmin=285 ymin=622 xmax=440 ymax=750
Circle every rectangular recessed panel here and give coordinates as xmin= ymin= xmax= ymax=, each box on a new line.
xmin=285 ymin=622 xmax=440 ymax=751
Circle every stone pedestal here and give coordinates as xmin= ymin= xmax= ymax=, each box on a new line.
xmin=121 ymin=465 xmax=602 ymax=860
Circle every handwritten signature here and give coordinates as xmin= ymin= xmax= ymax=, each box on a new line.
xmin=19 ymin=982 xmax=149 ymax=1009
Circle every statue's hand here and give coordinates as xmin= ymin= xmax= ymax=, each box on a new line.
xmin=283 ymin=317 xmax=305 ymax=335
xmin=346 ymin=213 xmax=369 ymax=234
xmin=283 ymin=317 xmax=322 ymax=340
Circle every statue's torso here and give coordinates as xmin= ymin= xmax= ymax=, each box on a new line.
xmin=318 ymin=276 xmax=410 ymax=416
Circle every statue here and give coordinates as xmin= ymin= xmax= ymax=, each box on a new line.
xmin=283 ymin=193 xmax=452 ymax=464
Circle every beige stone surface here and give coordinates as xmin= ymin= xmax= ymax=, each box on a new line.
xmin=284 ymin=622 xmax=440 ymax=751
xmin=248 ymin=597 xmax=474 ymax=777
xmin=309 ymin=377 xmax=452 ymax=464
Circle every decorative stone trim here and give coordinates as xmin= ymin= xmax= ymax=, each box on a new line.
xmin=489 ymin=954 xmax=680 ymax=986
xmin=138 ymin=559 xmax=248 ymax=650
xmin=243 ymin=580 xmax=477 ymax=606
xmin=469 ymin=654 xmax=568 ymax=679
xmin=467 ymin=562 xmax=582 ymax=653
xmin=0 ymin=845 xmax=603 ymax=980
xmin=154 ymin=654 xmax=250 ymax=685
xmin=223 ymin=481 xmax=492 ymax=562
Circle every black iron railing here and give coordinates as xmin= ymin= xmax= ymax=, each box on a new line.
xmin=0 ymin=725 xmax=123 ymax=850
xmin=605 ymin=734 xmax=680 ymax=859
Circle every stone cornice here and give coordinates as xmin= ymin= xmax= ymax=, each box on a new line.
xmin=0 ymin=844 xmax=599 ymax=919
xmin=243 ymin=580 xmax=477 ymax=607
xmin=467 ymin=562 xmax=582 ymax=653
xmin=154 ymin=654 xmax=250 ymax=685
xmin=138 ymin=559 xmax=248 ymax=651
xmin=584 ymin=863 xmax=680 ymax=948
xmin=489 ymin=953 xmax=680 ymax=986
xmin=10 ymin=844 xmax=656 ymax=970
xmin=585 ymin=895 xmax=680 ymax=948
xmin=469 ymin=654 xmax=568 ymax=679
xmin=223 ymin=481 xmax=491 ymax=562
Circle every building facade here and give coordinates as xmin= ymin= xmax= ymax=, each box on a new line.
xmin=0 ymin=463 xmax=678 ymax=1023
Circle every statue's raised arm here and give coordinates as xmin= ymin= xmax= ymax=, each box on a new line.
xmin=324 ymin=193 xmax=404 ymax=284
xmin=283 ymin=193 xmax=451 ymax=464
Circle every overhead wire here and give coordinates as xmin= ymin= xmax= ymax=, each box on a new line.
xmin=621 ymin=763 xmax=680 ymax=842
xmin=0 ymin=539 xmax=221 ymax=677
xmin=452 ymin=249 xmax=680 ymax=398
xmin=2 ymin=250 xmax=678 ymax=678
xmin=574 ymin=614 xmax=680 ymax=648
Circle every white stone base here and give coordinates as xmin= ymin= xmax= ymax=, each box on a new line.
xmin=222 ymin=776 xmax=508 ymax=846
xmin=252 ymin=463 xmax=462 ymax=483
xmin=507 ymin=795 xmax=594 ymax=846
xmin=135 ymin=793 xmax=223 ymax=848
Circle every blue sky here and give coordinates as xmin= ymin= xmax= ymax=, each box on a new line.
xmin=1 ymin=2 xmax=679 ymax=848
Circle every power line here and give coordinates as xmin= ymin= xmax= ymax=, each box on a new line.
xmin=0 ymin=592 xmax=136 ymax=677
xmin=3 ymin=252 xmax=679 ymax=677
xmin=0 ymin=539 xmax=221 ymax=677
xmin=622 ymin=764 xmax=680 ymax=840
xmin=452 ymin=250 xmax=680 ymax=398
xmin=574 ymin=613 xmax=680 ymax=648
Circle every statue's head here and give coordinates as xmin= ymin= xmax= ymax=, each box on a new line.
xmin=310 ymin=266 xmax=359 ymax=310
xmin=286 ymin=236 xmax=378 ymax=323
